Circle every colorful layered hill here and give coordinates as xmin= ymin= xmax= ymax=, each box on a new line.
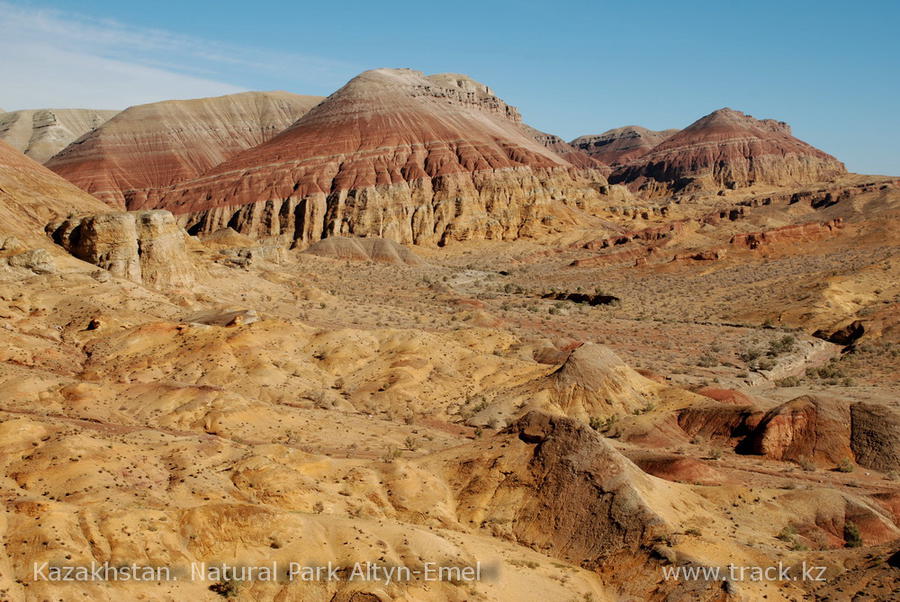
xmin=0 ymin=140 xmax=109 ymax=246
xmin=45 ymin=91 xmax=324 ymax=208
xmin=0 ymin=109 xmax=118 ymax=163
xmin=144 ymin=69 xmax=606 ymax=246
xmin=571 ymin=126 xmax=678 ymax=166
xmin=609 ymin=108 xmax=846 ymax=197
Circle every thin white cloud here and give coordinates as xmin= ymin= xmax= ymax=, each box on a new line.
xmin=0 ymin=1 xmax=354 ymax=110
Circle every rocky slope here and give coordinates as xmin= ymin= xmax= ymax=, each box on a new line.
xmin=522 ymin=124 xmax=600 ymax=169
xmin=571 ymin=125 xmax=678 ymax=166
xmin=141 ymin=69 xmax=608 ymax=246
xmin=0 ymin=140 xmax=109 ymax=249
xmin=610 ymin=108 xmax=846 ymax=197
xmin=45 ymin=92 xmax=324 ymax=208
xmin=0 ymin=108 xmax=118 ymax=163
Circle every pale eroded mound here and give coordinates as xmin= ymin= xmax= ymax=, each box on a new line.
xmin=303 ymin=236 xmax=424 ymax=266
xmin=0 ymin=108 xmax=118 ymax=163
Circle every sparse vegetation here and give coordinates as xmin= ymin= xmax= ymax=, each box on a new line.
xmin=776 ymin=375 xmax=802 ymax=387
xmin=209 ymin=580 xmax=240 ymax=598
xmin=843 ymin=521 xmax=863 ymax=548
xmin=382 ymin=446 xmax=402 ymax=463
xmin=836 ymin=458 xmax=855 ymax=473
xmin=776 ymin=525 xmax=796 ymax=542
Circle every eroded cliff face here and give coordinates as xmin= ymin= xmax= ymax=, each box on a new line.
xmin=47 ymin=210 xmax=197 ymax=288
xmin=45 ymin=92 xmax=324 ymax=208
xmin=174 ymin=167 xmax=607 ymax=246
xmin=136 ymin=69 xmax=608 ymax=247
xmin=610 ymin=108 xmax=846 ymax=197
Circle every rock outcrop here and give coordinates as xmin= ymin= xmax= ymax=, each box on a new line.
xmin=739 ymin=396 xmax=852 ymax=468
xmin=730 ymin=219 xmax=844 ymax=250
xmin=1 ymin=246 xmax=56 ymax=275
xmin=139 ymin=69 xmax=608 ymax=246
xmin=0 ymin=108 xmax=118 ymax=163
xmin=47 ymin=210 xmax=197 ymax=287
xmin=440 ymin=411 xmax=676 ymax=562
xmin=610 ymin=108 xmax=846 ymax=197
xmin=571 ymin=126 xmax=678 ymax=166
xmin=303 ymin=236 xmax=424 ymax=265
xmin=850 ymin=403 xmax=900 ymax=474
xmin=46 ymin=92 xmax=324 ymax=208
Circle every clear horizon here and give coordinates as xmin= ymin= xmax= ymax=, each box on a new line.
xmin=1 ymin=0 xmax=898 ymax=175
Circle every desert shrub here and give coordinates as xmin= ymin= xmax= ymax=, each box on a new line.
xmin=798 ymin=458 xmax=816 ymax=472
xmin=815 ymin=360 xmax=846 ymax=379
xmin=767 ymin=335 xmax=797 ymax=356
xmin=589 ymin=415 xmax=617 ymax=432
xmin=836 ymin=458 xmax=855 ymax=473
xmin=739 ymin=347 xmax=763 ymax=362
xmin=843 ymin=521 xmax=863 ymax=548
xmin=209 ymin=580 xmax=240 ymax=598
xmin=776 ymin=525 xmax=796 ymax=541
xmin=684 ymin=528 xmax=702 ymax=537
xmin=697 ymin=354 xmax=718 ymax=368
xmin=776 ymin=376 xmax=802 ymax=387
xmin=751 ymin=358 xmax=776 ymax=371
xmin=381 ymin=446 xmax=401 ymax=463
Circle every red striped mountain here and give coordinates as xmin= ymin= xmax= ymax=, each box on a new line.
xmin=571 ymin=126 xmax=678 ymax=166
xmin=46 ymin=92 xmax=324 ymax=209
xmin=609 ymin=108 xmax=846 ymax=197
xmin=140 ymin=69 xmax=607 ymax=246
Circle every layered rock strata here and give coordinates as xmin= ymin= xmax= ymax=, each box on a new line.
xmin=571 ymin=125 xmax=678 ymax=165
xmin=610 ymin=108 xmax=846 ymax=197
xmin=138 ymin=69 xmax=608 ymax=246
xmin=46 ymin=92 xmax=324 ymax=208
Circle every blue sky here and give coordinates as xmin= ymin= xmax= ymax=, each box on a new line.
xmin=1 ymin=0 xmax=898 ymax=174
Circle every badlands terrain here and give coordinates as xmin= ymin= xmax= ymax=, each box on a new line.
xmin=0 ymin=68 xmax=898 ymax=601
